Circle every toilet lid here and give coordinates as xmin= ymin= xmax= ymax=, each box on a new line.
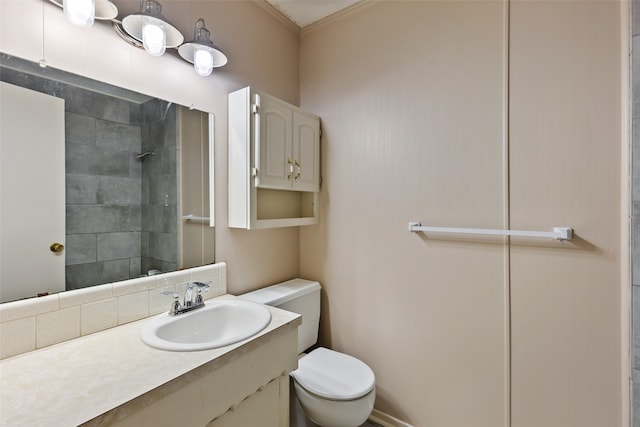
xmin=290 ymin=347 xmax=375 ymax=401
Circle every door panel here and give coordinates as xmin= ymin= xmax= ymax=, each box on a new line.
xmin=292 ymin=111 xmax=319 ymax=192
xmin=509 ymin=2 xmax=622 ymax=426
xmin=257 ymin=96 xmax=292 ymax=190
xmin=1 ymin=82 xmax=66 ymax=302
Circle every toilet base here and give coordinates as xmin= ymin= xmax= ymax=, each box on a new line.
xmin=290 ymin=385 xmax=319 ymax=427
xmin=290 ymin=392 xmax=378 ymax=427
xmin=290 ymin=378 xmax=375 ymax=427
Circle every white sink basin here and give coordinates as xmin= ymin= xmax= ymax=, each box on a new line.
xmin=140 ymin=299 xmax=272 ymax=351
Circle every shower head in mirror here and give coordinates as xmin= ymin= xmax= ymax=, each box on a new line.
xmin=137 ymin=151 xmax=155 ymax=160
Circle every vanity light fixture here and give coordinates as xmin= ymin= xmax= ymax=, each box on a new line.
xmin=121 ymin=0 xmax=184 ymax=57
xmin=46 ymin=0 xmax=230 ymax=74
xmin=48 ymin=0 xmax=117 ymax=26
xmin=63 ymin=0 xmax=95 ymax=27
xmin=178 ymin=19 xmax=227 ymax=77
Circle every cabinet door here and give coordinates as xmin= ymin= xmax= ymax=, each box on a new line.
xmin=292 ymin=111 xmax=320 ymax=192
xmin=208 ymin=378 xmax=282 ymax=427
xmin=257 ymin=95 xmax=293 ymax=190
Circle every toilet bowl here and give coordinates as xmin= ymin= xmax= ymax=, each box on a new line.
xmin=291 ymin=347 xmax=375 ymax=427
xmin=240 ymin=279 xmax=376 ymax=427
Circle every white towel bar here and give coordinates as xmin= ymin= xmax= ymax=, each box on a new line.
xmin=408 ymin=222 xmax=573 ymax=241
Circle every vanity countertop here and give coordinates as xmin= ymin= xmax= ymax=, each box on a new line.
xmin=0 ymin=295 xmax=301 ymax=427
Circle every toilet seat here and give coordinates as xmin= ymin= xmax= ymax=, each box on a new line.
xmin=291 ymin=347 xmax=375 ymax=401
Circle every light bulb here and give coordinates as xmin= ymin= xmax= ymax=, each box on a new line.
xmin=63 ymin=0 xmax=95 ymax=28
xmin=142 ymin=22 xmax=166 ymax=56
xmin=194 ymin=47 xmax=214 ymax=76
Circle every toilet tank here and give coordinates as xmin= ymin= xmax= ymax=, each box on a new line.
xmin=240 ymin=278 xmax=320 ymax=353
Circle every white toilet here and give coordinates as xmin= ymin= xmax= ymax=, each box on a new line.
xmin=241 ymin=279 xmax=375 ymax=427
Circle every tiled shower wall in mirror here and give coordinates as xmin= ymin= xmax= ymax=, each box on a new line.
xmin=140 ymin=99 xmax=179 ymax=275
xmin=0 ymin=64 xmax=178 ymax=291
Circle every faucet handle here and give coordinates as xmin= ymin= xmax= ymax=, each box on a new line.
xmin=191 ymin=281 xmax=211 ymax=305
xmin=192 ymin=281 xmax=211 ymax=292
xmin=161 ymin=291 xmax=181 ymax=315
xmin=161 ymin=291 xmax=179 ymax=298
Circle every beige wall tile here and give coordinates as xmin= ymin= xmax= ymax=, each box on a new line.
xmin=112 ymin=276 xmax=157 ymax=298
xmin=0 ymin=264 xmax=227 ymax=359
xmin=149 ymin=285 xmax=178 ymax=316
xmin=117 ymin=292 xmax=149 ymax=325
xmin=203 ymin=281 xmax=223 ymax=301
xmin=153 ymin=269 xmax=193 ymax=289
xmin=59 ymin=284 xmax=113 ymax=309
xmin=191 ymin=263 xmax=227 ymax=300
xmin=0 ymin=317 xmax=35 ymax=359
xmin=36 ymin=307 xmax=80 ymax=348
xmin=219 ymin=264 xmax=227 ymax=295
xmin=81 ymin=299 xmax=117 ymax=336
xmin=0 ymin=294 xmax=59 ymax=323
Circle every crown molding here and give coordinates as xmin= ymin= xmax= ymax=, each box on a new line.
xmin=254 ymin=0 xmax=301 ymax=35
xmin=301 ymin=0 xmax=376 ymax=35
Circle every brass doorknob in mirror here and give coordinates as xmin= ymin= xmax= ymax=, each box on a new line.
xmin=50 ymin=243 xmax=64 ymax=253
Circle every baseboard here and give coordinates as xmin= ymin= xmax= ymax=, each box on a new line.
xmin=369 ymin=409 xmax=414 ymax=427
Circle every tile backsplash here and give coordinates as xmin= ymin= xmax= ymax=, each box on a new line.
xmin=0 ymin=263 xmax=226 ymax=360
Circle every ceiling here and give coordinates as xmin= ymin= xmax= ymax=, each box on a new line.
xmin=266 ymin=0 xmax=362 ymax=28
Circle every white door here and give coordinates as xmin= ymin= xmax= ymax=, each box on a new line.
xmin=292 ymin=111 xmax=320 ymax=192
xmin=0 ymin=82 xmax=66 ymax=302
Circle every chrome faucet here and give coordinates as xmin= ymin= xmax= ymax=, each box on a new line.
xmin=162 ymin=281 xmax=211 ymax=315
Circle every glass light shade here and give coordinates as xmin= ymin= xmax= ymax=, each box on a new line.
xmin=121 ymin=0 xmax=183 ymax=57
xmin=63 ymin=0 xmax=95 ymax=28
xmin=178 ymin=19 xmax=227 ymax=77
xmin=142 ymin=22 xmax=166 ymax=56
xmin=194 ymin=46 xmax=214 ymax=76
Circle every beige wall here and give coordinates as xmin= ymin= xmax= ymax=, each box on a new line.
xmin=299 ymin=1 xmax=625 ymax=426
xmin=509 ymin=2 xmax=623 ymax=426
xmin=179 ymin=107 xmax=215 ymax=268
xmin=0 ymin=0 xmax=628 ymax=425
xmin=0 ymin=0 xmax=302 ymax=292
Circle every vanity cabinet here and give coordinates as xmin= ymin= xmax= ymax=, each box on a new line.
xmin=228 ymin=86 xmax=320 ymax=229
xmin=108 ymin=326 xmax=297 ymax=427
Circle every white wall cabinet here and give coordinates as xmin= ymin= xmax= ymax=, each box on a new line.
xmin=229 ymin=87 xmax=320 ymax=229
xmin=257 ymin=94 xmax=320 ymax=192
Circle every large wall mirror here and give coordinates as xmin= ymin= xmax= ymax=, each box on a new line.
xmin=0 ymin=53 xmax=215 ymax=303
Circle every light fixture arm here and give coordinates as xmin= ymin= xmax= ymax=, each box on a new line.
xmin=194 ymin=18 xmax=209 ymax=41
xmin=140 ymin=0 xmax=163 ymax=18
